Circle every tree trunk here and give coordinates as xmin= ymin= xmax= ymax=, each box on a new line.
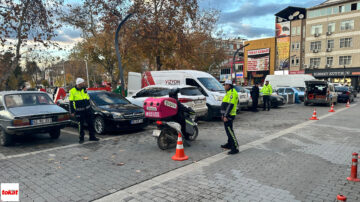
xmin=156 ymin=55 xmax=162 ymax=71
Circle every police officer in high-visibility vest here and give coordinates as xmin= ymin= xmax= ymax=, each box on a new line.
xmin=220 ymin=80 xmax=239 ymax=155
xmin=69 ymin=78 xmax=99 ymax=144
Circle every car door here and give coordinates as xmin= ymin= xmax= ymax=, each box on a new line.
xmin=277 ymin=88 xmax=284 ymax=98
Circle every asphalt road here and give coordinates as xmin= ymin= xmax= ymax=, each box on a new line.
xmin=0 ymin=99 xmax=358 ymax=201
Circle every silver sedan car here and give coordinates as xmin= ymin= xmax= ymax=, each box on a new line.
xmin=0 ymin=91 xmax=70 ymax=146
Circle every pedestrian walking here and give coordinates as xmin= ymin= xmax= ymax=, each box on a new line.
xmin=69 ymin=78 xmax=99 ymax=144
xmin=251 ymin=83 xmax=260 ymax=112
xmin=261 ymin=80 xmax=272 ymax=111
xmin=220 ymin=80 xmax=239 ymax=155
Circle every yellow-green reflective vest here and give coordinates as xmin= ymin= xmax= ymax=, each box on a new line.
xmin=221 ymin=88 xmax=238 ymax=116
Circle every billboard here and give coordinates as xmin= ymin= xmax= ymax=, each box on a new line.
xmin=247 ymin=48 xmax=270 ymax=72
xmin=277 ymin=37 xmax=290 ymax=69
xmin=276 ymin=21 xmax=290 ymax=37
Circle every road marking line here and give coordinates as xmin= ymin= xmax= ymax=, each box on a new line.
xmin=61 ymin=129 xmax=80 ymax=136
xmin=0 ymin=135 xmax=121 ymax=161
xmin=95 ymin=105 xmax=354 ymax=202
xmin=313 ymin=123 xmax=360 ymax=133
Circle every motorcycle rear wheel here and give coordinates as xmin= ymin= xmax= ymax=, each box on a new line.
xmin=157 ymin=128 xmax=177 ymax=150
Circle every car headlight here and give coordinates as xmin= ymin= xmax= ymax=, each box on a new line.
xmin=111 ymin=112 xmax=124 ymax=119
xmin=213 ymin=95 xmax=224 ymax=102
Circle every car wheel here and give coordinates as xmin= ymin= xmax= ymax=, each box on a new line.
xmin=0 ymin=128 xmax=14 ymax=146
xmin=94 ymin=116 xmax=106 ymax=134
xmin=304 ymin=101 xmax=308 ymax=106
xmin=49 ymin=128 xmax=61 ymax=139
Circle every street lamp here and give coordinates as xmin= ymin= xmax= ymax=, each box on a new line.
xmin=232 ymin=43 xmax=249 ymax=84
xmin=283 ymin=55 xmax=297 ymax=75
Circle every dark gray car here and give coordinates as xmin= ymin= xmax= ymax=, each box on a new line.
xmin=0 ymin=91 xmax=70 ymax=146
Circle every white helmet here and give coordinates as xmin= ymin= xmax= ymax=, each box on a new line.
xmin=224 ymin=79 xmax=232 ymax=85
xmin=76 ymin=78 xmax=85 ymax=85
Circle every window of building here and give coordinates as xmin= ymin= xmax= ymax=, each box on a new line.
xmin=340 ymin=38 xmax=352 ymax=48
xmin=339 ymin=56 xmax=352 ymax=65
xmin=351 ymin=3 xmax=357 ymax=11
xmin=311 ymin=25 xmax=323 ymax=35
xmin=291 ymin=42 xmax=300 ymax=50
xmin=328 ymin=23 xmax=335 ymax=33
xmin=296 ymin=58 xmax=300 ymax=66
xmin=310 ymin=58 xmax=321 ymax=67
xmin=291 ymin=58 xmax=295 ymax=65
xmin=340 ymin=20 xmax=354 ymax=31
xmin=327 ymin=40 xmax=334 ymax=49
xmin=339 ymin=5 xmax=345 ymax=13
xmin=310 ymin=41 xmax=321 ymax=51
xmin=326 ymin=57 xmax=333 ymax=66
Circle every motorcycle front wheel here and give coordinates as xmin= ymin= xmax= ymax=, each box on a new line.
xmin=157 ymin=128 xmax=178 ymax=150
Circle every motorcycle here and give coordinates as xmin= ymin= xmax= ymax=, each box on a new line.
xmin=152 ymin=111 xmax=198 ymax=150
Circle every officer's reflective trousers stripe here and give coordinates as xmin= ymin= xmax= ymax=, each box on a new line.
xmin=224 ymin=116 xmax=238 ymax=150
xmin=227 ymin=126 xmax=238 ymax=147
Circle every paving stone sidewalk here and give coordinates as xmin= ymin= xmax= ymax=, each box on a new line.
xmin=104 ymin=104 xmax=360 ymax=202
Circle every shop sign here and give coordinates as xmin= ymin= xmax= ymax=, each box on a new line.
xmin=313 ymin=71 xmax=352 ymax=77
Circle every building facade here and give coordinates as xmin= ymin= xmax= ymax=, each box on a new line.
xmin=275 ymin=7 xmax=307 ymax=75
xmin=215 ymin=38 xmax=247 ymax=83
xmin=244 ymin=37 xmax=276 ymax=85
xmin=305 ymin=0 xmax=360 ymax=87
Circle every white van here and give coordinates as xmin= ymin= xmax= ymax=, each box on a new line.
xmin=264 ymin=75 xmax=315 ymax=89
xmin=128 ymin=70 xmax=226 ymax=119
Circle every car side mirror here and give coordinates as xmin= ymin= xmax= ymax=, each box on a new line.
xmin=0 ymin=105 xmax=4 ymax=111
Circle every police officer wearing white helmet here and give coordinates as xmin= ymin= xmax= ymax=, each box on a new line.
xmin=220 ymin=79 xmax=239 ymax=155
xmin=69 ymin=78 xmax=99 ymax=143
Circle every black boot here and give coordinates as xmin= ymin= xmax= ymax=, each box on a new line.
xmin=79 ymin=137 xmax=84 ymax=144
xmin=228 ymin=149 xmax=239 ymax=155
xmin=221 ymin=144 xmax=231 ymax=149
xmin=89 ymin=137 xmax=99 ymax=141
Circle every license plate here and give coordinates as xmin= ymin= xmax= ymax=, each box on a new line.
xmin=131 ymin=119 xmax=143 ymax=124
xmin=240 ymin=95 xmax=246 ymax=99
xmin=32 ymin=118 xmax=52 ymax=125
xmin=195 ymin=100 xmax=203 ymax=104
xmin=152 ymin=130 xmax=161 ymax=137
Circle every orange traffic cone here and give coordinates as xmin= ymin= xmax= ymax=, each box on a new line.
xmin=172 ymin=132 xmax=189 ymax=161
xmin=329 ymin=103 xmax=335 ymax=112
xmin=346 ymin=100 xmax=350 ymax=107
xmin=309 ymin=108 xmax=319 ymax=120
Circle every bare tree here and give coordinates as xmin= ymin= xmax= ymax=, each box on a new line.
xmin=0 ymin=0 xmax=64 ymax=87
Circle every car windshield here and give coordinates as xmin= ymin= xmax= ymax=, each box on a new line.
xmin=307 ymin=84 xmax=327 ymax=93
xmin=89 ymin=92 xmax=130 ymax=106
xmin=197 ymin=77 xmax=225 ymax=92
xmin=137 ymin=88 xmax=171 ymax=97
xmin=335 ymin=86 xmax=349 ymax=92
xmin=180 ymin=88 xmax=202 ymax=96
xmin=297 ymin=87 xmax=305 ymax=92
xmin=4 ymin=93 xmax=53 ymax=108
